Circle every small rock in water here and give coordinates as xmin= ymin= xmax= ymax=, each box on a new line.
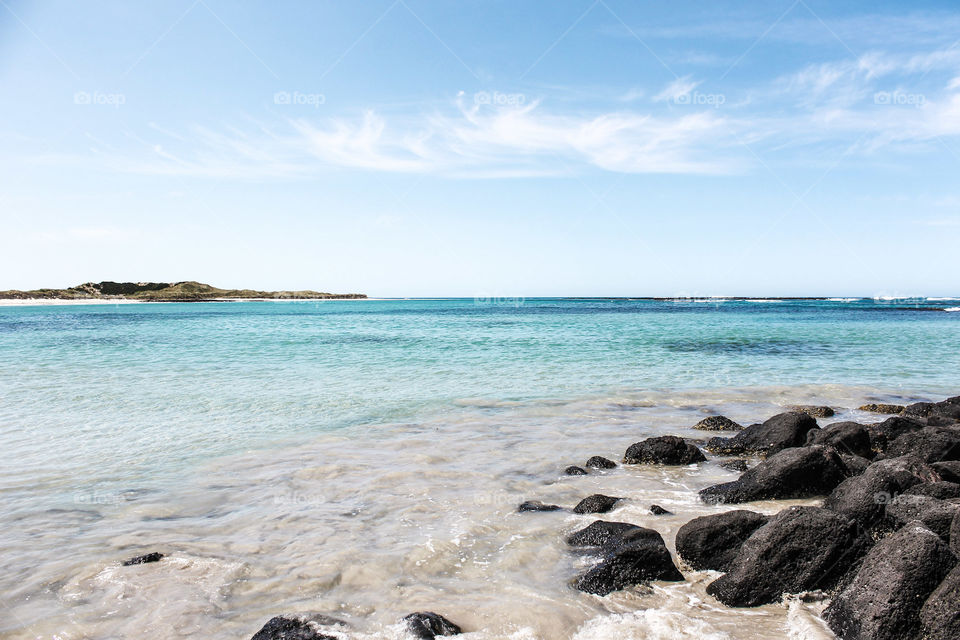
xmin=572 ymin=494 xmax=621 ymax=514
xmin=122 ymin=552 xmax=164 ymax=566
xmin=623 ymin=436 xmax=706 ymax=465
xmin=518 ymin=500 xmax=563 ymax=513
xmin=790 ymin=405 xmax=835 ymax=418
xmin=403 ymin=612 xmax=462 ymax=639
xmin=859 ymin=403 xmax=906 ymax=414
xmin=564 ymin=465 xmax=588 ymax=476
xmin=649 ymin=504 xmax=671 ymax=515
xmin=250 ymin=613 xmax=346 ymax=640
xmin=720 ymin=459 xmax=749 ymax=472
xmin=676 ymin=510 xmax=769 ymax=572
xmin=693 ymin=415 xmax=743 ymax=431
xmin=824 ymin=522 xmax=956 ymax=640
xmin=585 ymin=456 xmax=617 ymax=469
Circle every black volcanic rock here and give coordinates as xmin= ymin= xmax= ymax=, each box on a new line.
xmin=585 ymin=456 xmax=617 ymax=469
xmin=649 ymin=504 xmax=671 ymax=515
xmin=699 ymin=445 xmax=849 ymax=504
xmin=623 ymin=436 xmax=706 ymax=465
xmin=824 ymin=523 xmax=957 ymax=640
xmin=572 ymin=494 xmax=622 ymax=514
xmin=883 ymin=427 xmax=960 ymax=463
xmin=823 ymin=455 xmax=940 ymax=527
xmin=866 ymin=415 xmax=926 ymax=453
xmin=250 ymin=614 xmax=346 ymax=640
xmin=706 ymin=506 xmax=866 ymax=607
xmin=403 ymin=612 xmax=461 ymax=639
xmin=790 ymin=404 xmax=835 ymax=418
xmin=859 ymin=403 xmax=905 ymax=414
xmin=704 ymin=412 xmax=819 ymax=456
xmin=122 ymin=552 xmax=163 ymax=566
xmin=904 ymin=481 xmax=960 ymax=500
xmin=574 ymin=529 xmax=683 ymax=595
xmin=806 ymin=421 xmax=872 ymax=458
xmin=517 ymin=500 xmax=563 ymax=513
xmin=566 ymin=520 xmax=648 ymax=548
xmin=693 ymin=415 xmax=742 ymax=431
xmin=933 ymin=461 xmax=960 ymax=483
xmin=920 ymin=564 xmax=960 ymax=640
xmin=886 ymin=494 xmax=960 ymax=541
xmin=675 ymin=510 xmax=769 ymax=571
xmin=564 ymin=466 xmax=588 ymax=476
xmin=720 ymin=459 xmax=749 ymax=472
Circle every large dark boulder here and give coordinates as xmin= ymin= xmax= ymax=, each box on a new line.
xmin=675 ymin=510 xmax=769 ymax=571
xmin=904 ymin=481 xmax=960 ymax=500
xmin=403 ymin=612 xmax=461 ymax=639
xmin=866 ymin=416 xmax=925 ymax=453
xmin=251 ymin=614 xmax=346 ymax=640
xmin=806 ymin=422 xmax=872 ymax=458
xmin=572 ymin=494 xmax=621 ymax=514
xmin=574 ymin=529 xmax=683 ymax=595
xmin=953 ymin=511 xmax=960 ymax=555
xmin=585 ymin=456 xmax=617 ymax=469
xmin=823 ymin=455 xmax=940 ymax=527
xmin=623 ymin=436 xmax=706 ymax=465
xmin=887 ymin=494 xmax=960 ymax=541
xmin=566 ymin=520 xmax=650 ymax=548
xmin=704 ymin=412 xmax=818 ymax=456
xmin=933 ymin=461 xmax=960 ymax=483
xmin=904 ymin=399 xmax=960 ymax=422
xmin=920 ymin=564 xmax=960 ymax=640
xmin=706 ymin=506 xmax=866 ymax=607
xmin=699 ymin=446 xmax=849 ymax=504
xmin=824 ymin=523 xmax=957 ymax=640
xmin=883 ymin=427 xmax=960 ymax=463
xmin=517 ymin=501 xmax=562 ymax=513
xmin=693 ymin=415 xmax=742 ymax=431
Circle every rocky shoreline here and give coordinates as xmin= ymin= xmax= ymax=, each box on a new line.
xmin=122 ymin=395 xmax=960 ymax=639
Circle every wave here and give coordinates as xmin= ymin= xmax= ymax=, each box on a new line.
xmin=944 ymin=307 xmax=960 ymax=312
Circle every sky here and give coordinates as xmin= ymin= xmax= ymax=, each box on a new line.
xmin=1 ymin=0 xmax=959 ymax=297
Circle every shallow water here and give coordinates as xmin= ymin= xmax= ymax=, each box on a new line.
xmin=1 ymin=299 xmax=958 ymax=639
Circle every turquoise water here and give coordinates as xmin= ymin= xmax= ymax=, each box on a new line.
xmin=1 ymin=298 xmax=958 ymax=499
xmin=1 ymin=298 xmax=959 ymax=639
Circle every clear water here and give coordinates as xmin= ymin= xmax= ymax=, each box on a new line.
xmin=1 ymin=298 xmax=958 ymax=639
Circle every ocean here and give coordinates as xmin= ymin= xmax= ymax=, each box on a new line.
xmin=1 ymin=298 xmax=958 ymax=639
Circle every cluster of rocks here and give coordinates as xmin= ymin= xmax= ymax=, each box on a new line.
xmin=522 ymin=395 xmax=960 ymax=640
xmin=134 ymin=395 xmax=957 ymax=639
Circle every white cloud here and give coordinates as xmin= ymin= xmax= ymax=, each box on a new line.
xmin=652 ymin=76 xmax=700 ymax=103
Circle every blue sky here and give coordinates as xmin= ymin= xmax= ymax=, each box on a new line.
xmin=1 ymin=0 xmax=959 ymax=296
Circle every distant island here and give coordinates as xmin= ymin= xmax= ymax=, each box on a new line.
xmin=0 ymin=281 xmax=366 ymax=301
